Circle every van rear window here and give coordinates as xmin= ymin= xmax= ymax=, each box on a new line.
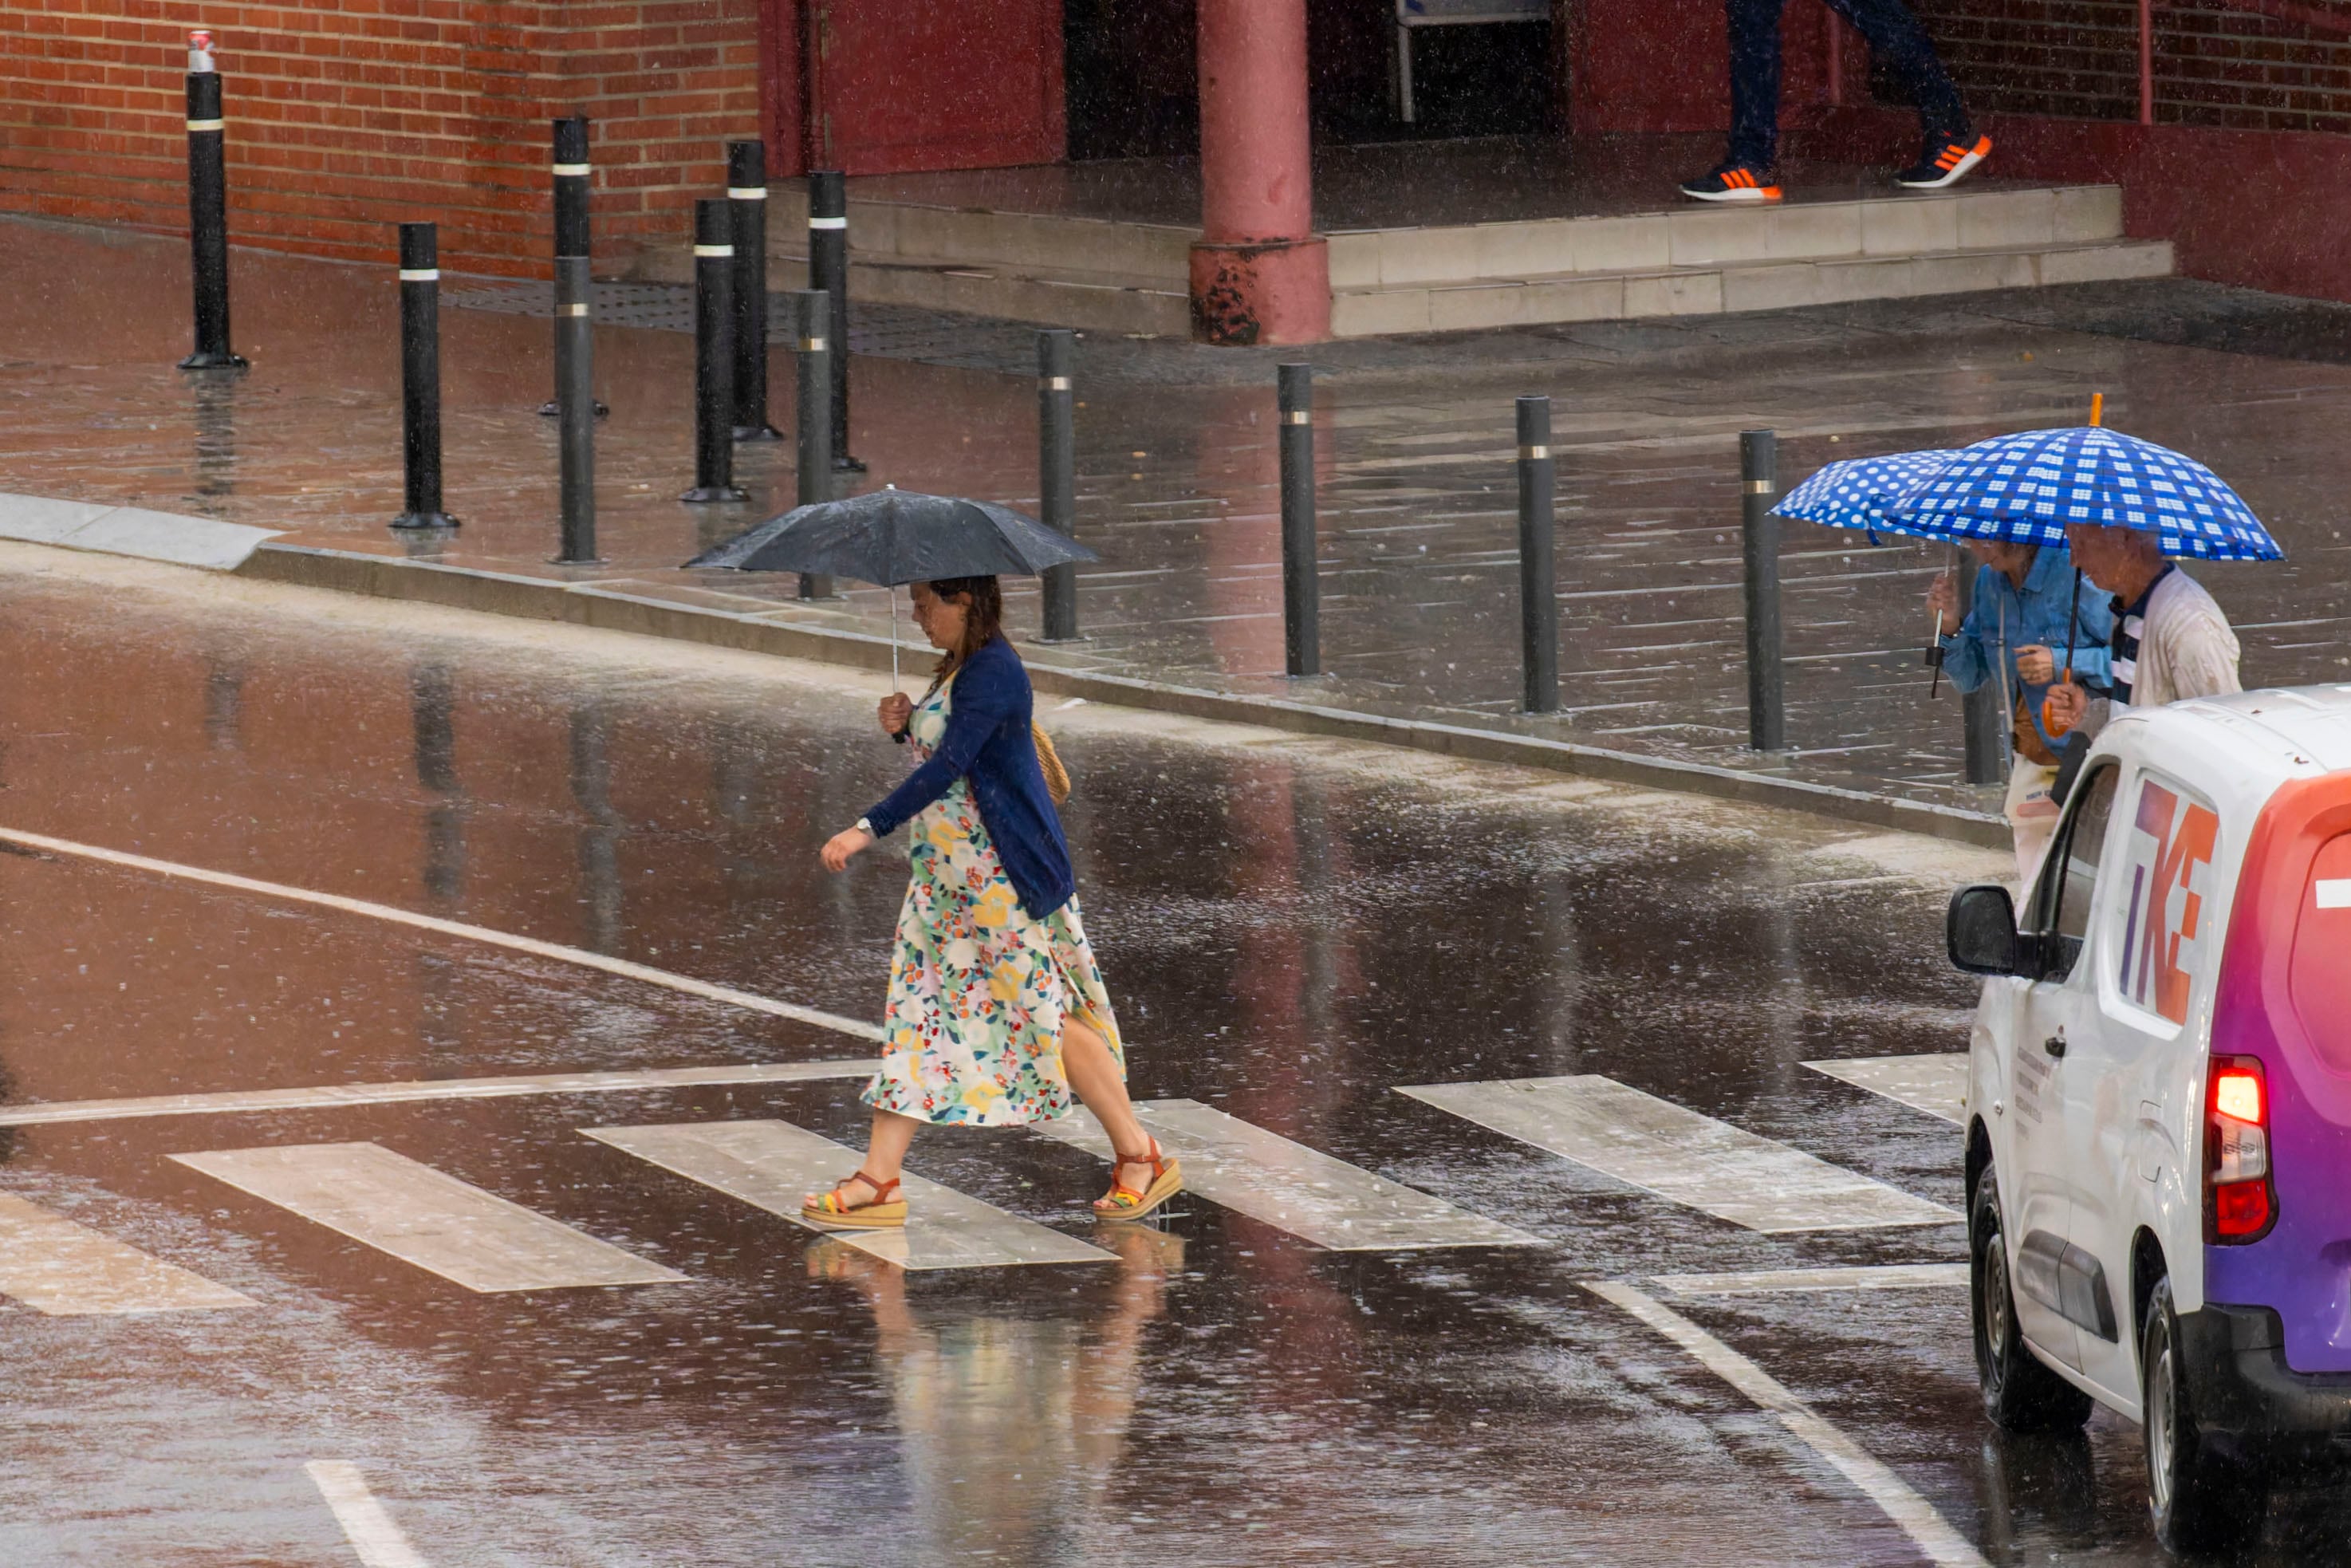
xmin=2290 ymin=833 xmax=2351 ymax=1076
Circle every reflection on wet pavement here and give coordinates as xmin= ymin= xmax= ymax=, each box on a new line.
xmin=0 ymin=545 xmax=2345 ymax=1562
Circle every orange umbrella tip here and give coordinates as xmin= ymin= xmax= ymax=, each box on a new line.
xmin=2089 ymin=392 xmax=2105 ymax=427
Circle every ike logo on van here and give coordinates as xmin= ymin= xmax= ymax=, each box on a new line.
xmin=2117 ymin=778 xmax=2221 ymax=1025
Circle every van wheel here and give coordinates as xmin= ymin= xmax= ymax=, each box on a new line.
xmin=2143 ymin=1275 xmax=2267 ymax=1553
xmin=1971 ymin=1168 xmax=2092 ymax=1432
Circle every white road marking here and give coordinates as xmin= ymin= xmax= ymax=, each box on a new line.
xmin=1653 ymin=1263 xmax=1969 ymax=1297
xmin=1586 ymin=1281 xmax=1990 ymax=1568
xmin=1399 ymin=1076 xmax=1957 ymax=1233
xmin=1804 ymin=1055 xmax=1968 ymax=1125
xmin=172 ymin=1142 xmax=687 ymax=1293
xmin=0 ymin=1193 xmax=250 ymax=1314
xmin=1035 ymin=1100 xmax=1543 ymax=1251
xmin=0 ymin=1059 xmax=879 ymax=1129
xmin=305 ymin=1460 xmax=431 ymax=1568
xmin=584 ymin=1120 xmax=1114 ymax=1271
xmin=0 ymin=824 xmax=881 ymax=1041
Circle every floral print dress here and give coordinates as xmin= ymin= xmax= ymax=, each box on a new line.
xmin=863 ymin=679 xmax=1124 ymax=1127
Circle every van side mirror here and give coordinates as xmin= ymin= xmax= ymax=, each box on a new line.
xmin=1947 ymin=883 xmax=2020 ymax=975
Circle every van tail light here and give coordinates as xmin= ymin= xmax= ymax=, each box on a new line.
xmin=2207 ymin=1055 xmax=2277 ymax=1244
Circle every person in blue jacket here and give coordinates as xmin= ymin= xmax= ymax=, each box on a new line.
xmin=804 ymin=576 xmax=1180 ymax=1231
xmin=1926 ymin=541 xmax=2113 ymax=885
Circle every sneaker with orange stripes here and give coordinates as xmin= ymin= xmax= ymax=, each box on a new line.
xmin=1896 ymin=133 xmax=1992 ymax=190
xmin=1677 ymin=163 xmax=1782 ymax=204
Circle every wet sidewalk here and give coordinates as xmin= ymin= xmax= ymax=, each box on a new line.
xmin=6 ymin=215 xmax=2349 ymax=818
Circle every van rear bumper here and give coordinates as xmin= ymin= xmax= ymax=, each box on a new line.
xmin=2182 ymin=1304 xmax=2351 ymax=1460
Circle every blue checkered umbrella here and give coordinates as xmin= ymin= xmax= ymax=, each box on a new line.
xmin=1894 ymin=425 xmax=2282 ymax=561
xmin=1773 ymin=449 xmax=1955 ymax=542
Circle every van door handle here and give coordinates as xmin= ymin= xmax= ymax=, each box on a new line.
xmin=2043 ymin=1030 xmax=2068 ymax=1059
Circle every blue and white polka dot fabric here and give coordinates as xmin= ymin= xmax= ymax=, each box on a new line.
xmin=1894 ymin=425 xmax=2282 ymax=561
xmin=1774 ymin=449 xmax=1955 ymax=541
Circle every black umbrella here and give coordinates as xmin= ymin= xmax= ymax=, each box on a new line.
xmin=687 ymin=487 xmax=1101 ymax=686
xmin=689 ymin=487 xmax=1097 ymax=582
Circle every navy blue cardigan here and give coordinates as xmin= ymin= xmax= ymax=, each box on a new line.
xmin=863 ymin=637 xmax=1076 ymax=920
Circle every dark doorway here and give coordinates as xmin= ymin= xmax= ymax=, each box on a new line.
xmin=1064 ymin=0 xmax=1199 ymax=161
xmin=1063 ymin=0 xmax=1556 ymax=162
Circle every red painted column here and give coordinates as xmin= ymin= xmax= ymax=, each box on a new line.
xmin=1191 ymin=0 xmax=1329 ymax=345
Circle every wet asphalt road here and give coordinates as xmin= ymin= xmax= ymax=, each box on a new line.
xmin=1 ymin=546 xmax=2345 ymax=1566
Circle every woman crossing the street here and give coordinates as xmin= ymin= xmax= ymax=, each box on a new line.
xmin=804 ymin=575 xmax=1180 ymax=1229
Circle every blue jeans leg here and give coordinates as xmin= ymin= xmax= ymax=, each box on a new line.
xmin=1826 ymin=0 xmax=1972 ymax=141
xmin=1726 ymin=0 xmax=1786 ymax=171
xmin=1725 ymin=0 xmax=1972 ymax=170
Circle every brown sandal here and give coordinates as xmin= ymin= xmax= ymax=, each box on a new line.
xmin=801 ymin=1170 xmax=908 ymax=1230
xmin=1093 ymin=1137 xmax=1183 ymax=1221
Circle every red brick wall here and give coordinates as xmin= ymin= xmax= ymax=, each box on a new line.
xmin=1911 ymin=0 xmax=2351 ymax=131
xmin=0 ymin=1 xmax=762 ymax=278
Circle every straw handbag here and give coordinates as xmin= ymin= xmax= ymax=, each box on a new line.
xmin=1032 ymin=722 xmax=1071 ymax=806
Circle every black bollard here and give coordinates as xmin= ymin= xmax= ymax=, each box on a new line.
xmin=540 ymin=116 xmax=607 ymax=420
xmin=790 ymin=290 xmax=833 ymax=599
xmin=1278 ymin=362 xmax=1320 ymax=678
xmin=727 ymin=140 xmax=781 ymax=441
xmin=553 ymin=250 xmax=598 ymax=561
xmin=1741 ymin=429 xmax=1785 ymax=751
xmin=390 ymin=223 xmax=458 ymax=531
xmin=1955 ymin=567 xmax=2005 ymax=784
xmin=807 ymin=171 xmax=864 ymax=471
xmin=1038 ymin=329 xmax=1079 ymax=642
xmin=1517 ymin=395 xmax=1559 ymax=714
xmin=178 ymin=32 xmax=245 ymax=371
xmin=681 ymin=199 xmax=746 ymax=504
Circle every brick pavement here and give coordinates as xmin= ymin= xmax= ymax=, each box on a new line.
xmin=6 ymin=214 xmax=2348 ymax=813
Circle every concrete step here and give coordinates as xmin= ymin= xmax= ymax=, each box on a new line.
xmin=627 ymin=179 xmax=2147 ymax=341
xmin=1323 ymin=183 xmax=2125 ymax=289
xmin=758 ymin=182 xmax=2122 ymax=287
xmin=766 ymin=185 xmax=1194 ymax=285
xmin=1330 ymin=237 xmax=2176 ymax=337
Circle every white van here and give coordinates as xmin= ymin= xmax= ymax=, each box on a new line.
xmin=1947 ymin=684 xmax=2351 ymax=1552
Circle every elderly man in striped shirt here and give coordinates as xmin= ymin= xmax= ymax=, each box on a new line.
xmin=2042 ymin=522 xmax=2243 ymax=738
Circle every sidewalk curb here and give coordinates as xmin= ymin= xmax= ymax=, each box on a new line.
xmin=236 ymin=540 xmax=2010 ymax=852
xmin=0 ymin=491 xmax=280 ymax=569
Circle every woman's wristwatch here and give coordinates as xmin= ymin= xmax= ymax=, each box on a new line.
xmin=855 ymin=817 xmax=874 ymax=836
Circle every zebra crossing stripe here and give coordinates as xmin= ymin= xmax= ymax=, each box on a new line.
xmin=0 ymin=1059 xmax=880 ymax=1129
xmin=0 ymin=1192 xmax=250 ymax=1314
xmin=305 ymin=1462 xmax=431 ymax=1568
xmin=582 ymin=1120 xmax=1115 ymax=1271
xmin=1653 ymin=1263 xmax=1968 ymax=1297
xmin=1035 ymin=1100 xmax=1543 ymax=1252
xmin=1398 ymin=1076 xmax=1957 ymax=1233
xmin=171 ymin=1142 xmax=686 ymax=1293
xmin=1803 ymin=1055 xmax=1967 ymax=1125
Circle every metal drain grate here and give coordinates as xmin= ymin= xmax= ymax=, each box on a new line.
xmin=444 ymin=284 xmax=1046 ymax=374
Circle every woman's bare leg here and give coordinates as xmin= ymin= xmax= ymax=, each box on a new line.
xmin=1062 ymin=1016 xmax=1148 ymax=1157
xmin=858 ymin=1109 xmax=921 ymax=1183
